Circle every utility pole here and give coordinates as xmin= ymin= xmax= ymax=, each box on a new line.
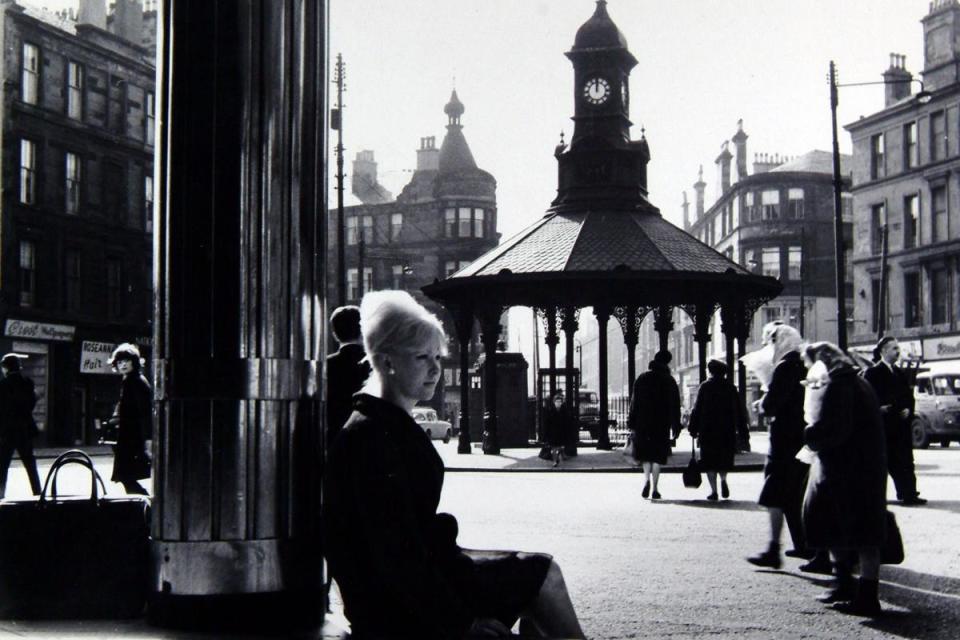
xmin=829 ymin=60 xmax=848 ymax=351
xmin=877 ymin=199 xmax=889 ymax=340
xmin=357 ymin=222 xmax=365 ymax=299
xmin=332 ymin=54 xmax=346 ymax=307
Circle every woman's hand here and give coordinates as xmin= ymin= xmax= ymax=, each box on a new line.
xmin=466 ymin=617 xmax=512 ymax=638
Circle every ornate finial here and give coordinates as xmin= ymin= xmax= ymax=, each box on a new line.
xmin=560 ymin=131 xmax=566 ymax=145
xmin=640 ymin=125 xmax=646 ymax=138
xmin=554 ymin=131 xmax=568 ymax=158
xmin=444 ymin=89 xmax=465 ymax=125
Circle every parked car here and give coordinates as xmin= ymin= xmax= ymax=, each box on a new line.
xmin=577 ymin=389 xmax=601 ymax=438
xmin=412 ymin=407 xmax=452 ymax=443
xmin=912 ymin=368 xmax=960 ymax=448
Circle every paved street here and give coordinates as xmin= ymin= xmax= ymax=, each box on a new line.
xmin=0 ymin=440 xmax=958 ymax=638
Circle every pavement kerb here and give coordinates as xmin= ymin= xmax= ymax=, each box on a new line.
xmin=443 ymin=461 xmax=766 ymax=473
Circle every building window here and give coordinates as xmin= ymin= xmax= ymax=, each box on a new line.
xmin=361 ymin=215 xmax=374 ymax=244
xmin=931 ymin=267 xmax=949 ymax=325
xmin=65 ymin=152 xmax=81 ymax=215
xmin=19 ymin=140 xmax=36 ymax=205
xmin=932 ymin=185 xmax=948 ymax=242
xmin=761 ymin=190 xmax=780 ymax=220
xmin=65 ymin=250 xmax=81 ymax=312
xmin=931 ymin=110 xmax=946 ymax=162
xmin=762 ymin=306 xmax=781 ymax=326
xmin=870 ymin=203 xmax=885 ymax=255
xmin=904 ymin=271 xmax=921 ymax=328
xmin=107 ymin=258 xmax=123 ymax=319
xmin=904 ymin=121 xmax=917 ymax=169
xmin=144 ymin=174 xmax=154 ymax=232
xmin=787 ymin=188 xmax=804 ymax=219
xmin=841 ymin=193 xmax=853 ymax=221
xmin=903 ymin=194 xmax=919 ymax=249
xmin=445 ymin=260 xmax=459 ymax=278
xmin=445 ymin=208 xmax=456 ymax=237
xmin=473 ymin=208 xmax=485 ymax=238
xmin=67 ymin=61 xmax=83 ymax=120
xmin=21 ymin=43 xmax=39 ymax=105
xmin=347 ymin=267 xmax=373 ymax=301
xmin=761 ymin=247 xmax=780 ymax=279
xmin=346 ymin=217 xmax=358 ymax=245
xmin=458 ymin=207 xmax=472 ymax=237
xmin=19 ymin=241 xmax=36 ymax=307
xmin=787 ymin=246 xmax=802 ymax=281
xmin=871 ymin=278 xmax=882 ymax=333
xmin=844 ymin=246 xmax=853 ymax=283
xmin=145 ymin=92 xmax=156 ymax=146
xmin=870 ymin=133 xmax=885 ymax=179
xmin=744 ymin=193 xmax=756 ymax=221
xmin=390 ymin=213 xmax=402 ymax=241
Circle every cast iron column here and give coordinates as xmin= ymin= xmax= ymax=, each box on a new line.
xmin=454 ymin=306 xmax=474 ymax=454
xmin=594 ymin=306 xmax=612 ymax=450
xmin=560 ymin=307 xmax=579 ymax=457
xmin=736 ymin=306 xmax=751 ymax=408
xmin=623 ymin=307 xmax=639 ymax=395
xmin=653 ymin=305 xmax=674 ymax=355
xmin=694 ymin=305 xmax=713 ymax=383
xmin=479 ymin=309 xmax=501 ymax=455
xmin=545 ymin=306 xmax=559 ymax=397
xmin=721 ymin=304 xmax=736 ymax=376
xmin=151 ymin=0 xmax=326 ymax=630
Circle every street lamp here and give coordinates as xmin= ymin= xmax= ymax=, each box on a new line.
xmin=829 ymin=60 xmax=931 ymax=351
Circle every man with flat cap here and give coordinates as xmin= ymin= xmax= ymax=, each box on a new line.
xmin=863 ymin=336 xmax=925 ymax=505
xmin=0 ymin=353 xmax=42 ymax=498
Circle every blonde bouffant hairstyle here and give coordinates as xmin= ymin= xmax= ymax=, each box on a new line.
xmin=359 ymin=290 xmax=447 ymax=377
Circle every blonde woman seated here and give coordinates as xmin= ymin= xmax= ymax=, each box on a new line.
xmin=323 ymin=291 xmax=585 ymax=639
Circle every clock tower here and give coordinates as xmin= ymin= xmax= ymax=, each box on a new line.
xmin=553 ymin=0 xmax=654 ymax=212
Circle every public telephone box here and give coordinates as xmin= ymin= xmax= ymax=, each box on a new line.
xmin=467 ymin=352 xmax=530 ymax=447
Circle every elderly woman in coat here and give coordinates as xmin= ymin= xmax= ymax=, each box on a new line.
xmin=802 ymin=342 xmax=888 ymax=617
xmin=688 ymin=359 xmax=748 ymax=501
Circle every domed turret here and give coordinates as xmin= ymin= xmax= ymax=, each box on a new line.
xmin=572 ymin=0 xmax=628 ymax=51
xmin=444 ymin=89 xmax=465 ymax=125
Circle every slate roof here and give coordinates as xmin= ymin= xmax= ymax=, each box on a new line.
xmin=438 ymin=125 xmax=478 ymax=173
xmin=769 ymin=150 xmax=851 ymax=176
xmin=455 ymin=211 xmax=751 ymax=279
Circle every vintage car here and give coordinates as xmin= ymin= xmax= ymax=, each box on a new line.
xmin=912 ymin=368 xmax=960 ymax=448
xmin=577 ymin=389 xmax=602 ymax=438
xmin=412 ymin=407 xmax=453 ymax=443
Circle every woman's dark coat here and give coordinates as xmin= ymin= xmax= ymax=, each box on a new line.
xmin=111 ymin=372 xmax=152 ymax=482
xmin=802 ymin=366 xmax=888 ymax=549
xmin=688 ymin=376 xmax=747 ymax=472
xmin=628 ymin=361 xmax=681 ymax=465
xmin=543 ymin=403 xmax=573 ymax=448
xmin=757 ymin=351 xmax=808 ymax=510
xmin=324 ymin=394 xmax=550 ymax=639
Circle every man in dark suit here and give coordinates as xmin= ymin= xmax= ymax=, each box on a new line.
xmin=863 ymin=336 xmax=925 ymax=505
xmin=326 ymin=306 xmax=370 ymax=447
xmin=0 ymin=353 xmax=42 ymax=498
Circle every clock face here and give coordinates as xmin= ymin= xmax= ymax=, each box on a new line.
xmin=583 ymin=76 xmax=611 ymax=105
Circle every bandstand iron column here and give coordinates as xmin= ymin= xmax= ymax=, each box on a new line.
xmin=544 ymin=307 xmax=559 ymax=398
xmin=453 ymin=306 xmax=474 ymax=454
xmin=151 ymin=0 xmax=326 ymax=629
xmin=560 ymin=307 xmax=579 ymax=456
xmin=479 ymin=308 xmax=501 ymax=454
xmin=692 ymin=304 xmax=714 ymax=384
xmin=594 ymin=306 xmax=612 ymax=449
xmin=653 ymin=306 xmax=674 ymax=355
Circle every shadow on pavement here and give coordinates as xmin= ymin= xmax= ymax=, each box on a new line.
xmin=893 ymin=499 xmax=960 ymax=514
xmin=654 ymin=498 xmax=763 ymax=512
xmin=860 ymin=578 xmax=960 ymax=640
xmin=752 ymin=568 xmax=834 ymax=589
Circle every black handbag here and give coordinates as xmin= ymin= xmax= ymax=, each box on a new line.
xmin=682 ymin=439 xmax=702 ymax=488
xmin=881 ymin=510 xmax=905 ymax=565
xmin=0 ymin=450 xmax=150 ymax=619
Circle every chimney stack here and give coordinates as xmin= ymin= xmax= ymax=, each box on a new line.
xmin=112 ymin=0 xmax=144 ymax=45
xmin=923 ymin=0 xmax=960 ymax=90
xmin=682 ymin=191 xmax=691 ymax=231
xmin=351 ymin=150 xmax=393 ymax=204
xmin=883 ymin=53 xmax=913 ymax=106
xmin=416 ymin=136 xmax=439 ymax=171
xmin=693 ymin=166 xmax=706 ymax=219
xmin=77 ymin=0 xmax=107 ymax=29
xmin=715 ymin=141 xmax=732 ymax=195
xmin=732 ymin=119 xmax=748 ymax=182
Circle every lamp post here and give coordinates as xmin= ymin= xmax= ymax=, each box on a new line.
xmin=828 ymin=60 xmax=931 ymax=351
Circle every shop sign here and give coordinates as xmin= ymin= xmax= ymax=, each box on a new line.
xmin=11 ymin=341 xmax=48 ymax=355
xmin=923 ymin=335 xmax=960 ymax=361
xmin=4 ymin=319 xmax=75 ymax=342
xmin=80 ymin=341 xmax=117 ymax=375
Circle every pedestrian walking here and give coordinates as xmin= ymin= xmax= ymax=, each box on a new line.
xmin=863 ymin=336 xmax=925 ymax=505
xmin=323 ymin=290 xmax=586 ymax=639
xmin=802 ymin=342 xmax=888 ymax=617
xmin=628 ymin=350 xmax=681 ymax=500
xmin=748 ymin=324 xmax=811 ymax=569
xmin=108 ymin=343 xmax=151 ymax=496
xmin=688 ymin=359 xmax=748 ymax=500
xmin=326 ymin=305 xmax=370 ymax=448
xmin=544 ymin=392 xmax=573 ymax=467
xmin=0 ymin=353 xmax=41 ymax=498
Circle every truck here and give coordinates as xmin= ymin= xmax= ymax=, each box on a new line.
xmin=912 ymin=365 xmax=960 ymax=449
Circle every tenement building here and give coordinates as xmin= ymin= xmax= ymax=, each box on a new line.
xmin=0 ymin=0 xmax=156 ymax=445
xmin=326 ymin=90 xmax=500 ymax=422
xmin=847 ymin=0 xmax=960 ymax=365
xmin=673 ymin=122 xmax=853 ymax=407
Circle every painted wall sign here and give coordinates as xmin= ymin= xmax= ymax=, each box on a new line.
xmin=80 ymin=341 xmax=117 ymax=374
xmin=4 ymin=319 xmax=75 ymax=342
xmin=923 ymin=335 xmax=960 ymax=361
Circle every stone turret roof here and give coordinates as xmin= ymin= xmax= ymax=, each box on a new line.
xmin=572 ymin=0 xmax=628 ymax=50
xmin=438 ymin=125 xmax=478 ymax=173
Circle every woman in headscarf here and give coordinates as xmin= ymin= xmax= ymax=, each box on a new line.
xmin=802 ymin=342 xmax=888 ymax=617
xmin=747 ymin=323 xmax=810 ymax=568
xmin=688 ymin=359 xmax=748 ymax=500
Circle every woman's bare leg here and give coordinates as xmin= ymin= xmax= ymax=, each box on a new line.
xmin=651 ymin=462 xmax=661 ymax=493
xmin=706 ymin=471 xmax=718 ymax=495
xmin=522 ymin=560 xmax=586 ymax=639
